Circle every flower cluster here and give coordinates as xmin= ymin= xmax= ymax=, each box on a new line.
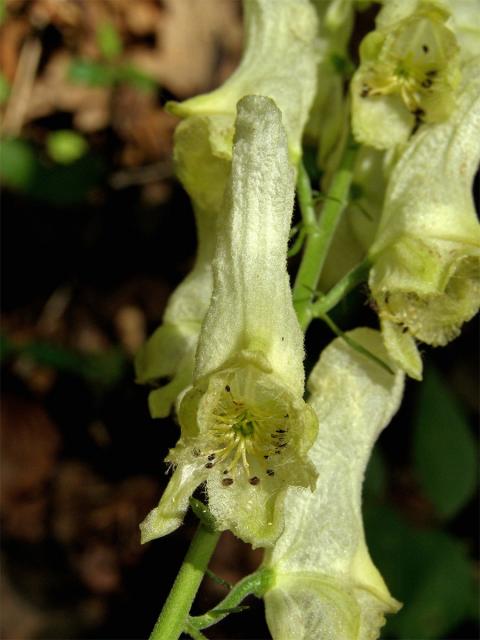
xmin=136 ymin=0 xmax=480 ymax=638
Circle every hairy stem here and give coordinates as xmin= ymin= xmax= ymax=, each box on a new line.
xmin=189 ymin=567 xmax=274 ymax=631
xmin=293 ymin=137 xmax=357 ymax=331
xmin=312 ymin=258 xmax=371 ymax=317
xmin=320 ymin=312 xmax=394 ymax=375
xmin=149 ymin=522 xmax=221 ymax=640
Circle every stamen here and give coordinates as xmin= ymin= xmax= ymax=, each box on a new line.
xmin=202 ymin=386 xmax=292 ymax=481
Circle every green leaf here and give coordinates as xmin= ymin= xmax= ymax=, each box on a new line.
xmin=97 ymin=21 xmax=123 ymax=59
xmin=116 ymin=64 xmax=157 ymax=92
xmin=0 ymin=138 xmax=36 ymax=189
xmin=69 ymin=59 xmax=116 ymax=86
xmin=365 ymin=505 xmax=475 ymax=639
xmin=413 ymin=366 xmax=477 ymax=519
xmin=0 ymin=334 xmax=16 ymax=362
xmin=46 ymin=130 xmax=88 ymax=165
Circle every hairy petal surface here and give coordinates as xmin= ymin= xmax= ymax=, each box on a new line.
xmin=140 ymin=96 xmax=317 ymax=546
xmin=264 ymin=329 xmax=405 ymax=640
xmin=195 ymin=96 xmax=304 ymax=392
xmin=167 ymin=0 xmax=319 ymax=161
xmin=136 ymin=0 xmax=319 ymax=414
xmin=369 ymin=57 xmax=480 ymax=378
xmin=135 ymin=115 xmax=234 ymax=416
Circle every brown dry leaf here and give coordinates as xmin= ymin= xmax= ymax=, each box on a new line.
xmin=128 ymin=0 xmax=243 ymax=97
xmin=0 ymin=17 xmax=29 ymax=80
xmin=0 ymin=393 xmax=61 ymax=542
xmin=52 ymin=462 xmax=159 ymax=592
xmin=26 ymin=51 xmax=111 ymax=131
xmin=0 ymin=571 xmax=48 ymax=640
xmin=121 ymin=0 xmax=163 ymax=36
xmin=111 ymin=83 xmax=177 ymax=162
xmin=113 ymin=305 xmax=146 ymax=356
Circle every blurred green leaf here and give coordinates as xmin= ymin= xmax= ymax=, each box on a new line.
xmin=46 ymin=130 xmax=89 ymax=165
xmin=1 ymin=334 xmax=126 ymax=389
xmin=0 ymin=138 xmax=36 ymax=189
xmin=1 ymin=135 xmax=103 ymax=204
xmin=69 ymin=59 xmax=116 ymax=86
xmin=97 ymin=21 xmax=123 ymax=59
xmin=0 ymin=334 xmax=15 ymax=362
xmin=0 ymin=71 xmax=10 ymax=104
xmin=364 ymin=447 xmax=387 ymax=500
xmin=365 ymin=505 xmax=475 ymax=639
xmin=413 ymin=366 xmax=477 ymax=520
xmin=116 ymin=65 xmax=158 ymax=92
xmin=0 ymin=0 xmax=5 ymax=25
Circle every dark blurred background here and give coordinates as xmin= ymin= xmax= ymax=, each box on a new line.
xmin=0 ymin=1 xmax=478 ymax=639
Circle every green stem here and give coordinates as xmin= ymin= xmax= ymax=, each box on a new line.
xmin=320 ymin=312 xmax=394 ymax=375
xmin=189 ymin=567 xmax=274 ymax=631
xmin=149 ymin=522 xmax=221 ymax=640
xmin=293 ymin=138 xmax=357 ymax=331
xmin=312 ymin=258 xmax=371 ymax=317
xmin=184 ymin=623 xmax=208 ymax=640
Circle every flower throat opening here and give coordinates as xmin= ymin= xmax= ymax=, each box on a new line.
xmin=193 ymin=381 xmax=292 ymax=488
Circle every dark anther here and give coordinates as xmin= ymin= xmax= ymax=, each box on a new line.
xmin=205 ymin=462 xmax=214 ymax=469
xmin=284 ymin=414 xmax=289 ymax=418
xmin=413 ymin=107 xmax=425 ymax=117
xmin=208 ymin=454 xmax=216 ymax=461
xmin=223 ymin=469 xmax=229 ymax=474
xmin=276 ymin=429 xmax=286 ymax=433
xmin=426 ymin=69 xmax=437 ymax=77
xmin=360 ymin=84 xmax=370 ymax=98
xmin=422 ymin=78 xmax=433 ymax=89
xmin=193 ymin=448 xmax=201 ymax=457
xmin=249 ymin=476 xmax=260 ymax=485
xmin=222 ymin=478 xmax=234 ymax=486
xmin=422 ymin=44 xmax=429 ymax=53
xmin=266 ymin=469 xmax=275 ymax=477
xmin=402 ymin=326 xmax=409 ymax=334
xmin=264 ymin=455 xmax=269 ymax=459
xmin=279 ymin=443 xmax=287 ymax=448
xmin=225 ymin=385 xmax=231 ymax=392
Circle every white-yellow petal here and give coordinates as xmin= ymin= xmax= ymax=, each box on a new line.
xmin=369 ymin=57 xmax=480 ymax=368
xmin=167 ymin=0 xmax=319 ymax=161
xmin=195 ymin=95 xmax=305 ymax=394
xmin=264 ymin=329 xmax=405 ymax=640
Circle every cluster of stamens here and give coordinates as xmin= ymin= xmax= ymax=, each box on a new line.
xmin=361 ymin=42 xmax=439 ymax=120
xmin=192 ymin=384 xmax=290 ymax=488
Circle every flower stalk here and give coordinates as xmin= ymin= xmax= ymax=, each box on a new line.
xmin=149 ymin=521 xmax=220 ymax=640
xmin=293 ymin=136 xmax=358 ymax=331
